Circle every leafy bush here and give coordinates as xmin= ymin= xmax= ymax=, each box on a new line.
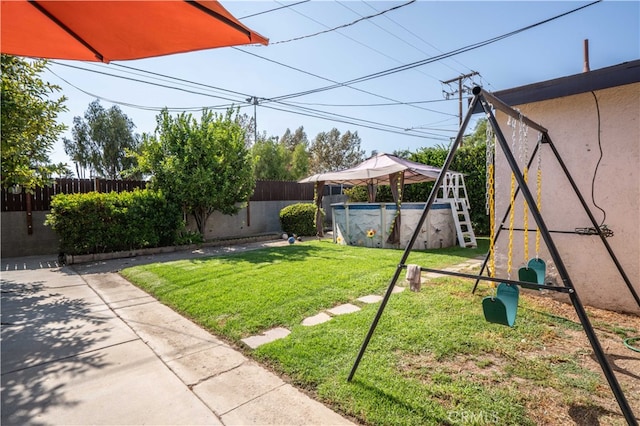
xmin=279 ymin=203 xmax=324 ymax=236
xmin=406 ymin=120 xmax=490 ymax=235
xmin=45 ymin=189 xmax=182 ymax=255
xmin=174 ymin=229 xmax=204 ymax=246
xmin=343 ymin=185 xmax=393 ymax=203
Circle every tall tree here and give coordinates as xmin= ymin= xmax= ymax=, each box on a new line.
xmin=1 ymin=55 xmax=68 ymax=191
xmin=235 ymin=111 xmax=255 ymax=147
xmin=251 ymin=137 xmax=290 ymax=180
xmin=290 ymin=143 xmax=310 ymax=180
xmin=63 ymin=116 xmax=92 ymax=178
xmin=309 ymin=128 xmax=365 ymax=173
xmin=133 ymin=108 xmax=254 ymax=237
xmin=64 ymin=100 xmax=140 ymax=179
xmin=282 ymin=126 xmax=310 ymax=180
xmin=250 ymin=126 xmax=311 ymax=181
xmin=280 ymin=126 xmax=308 ymax=151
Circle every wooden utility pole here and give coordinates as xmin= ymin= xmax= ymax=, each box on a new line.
xmin=441 ymin=71 xmax=479 ymax=125
xmin=246 ymin=96 xmax=259 ymax=143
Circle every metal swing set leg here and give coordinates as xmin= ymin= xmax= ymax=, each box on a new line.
xmin=347 ymin=87 xmax=638 ymax=426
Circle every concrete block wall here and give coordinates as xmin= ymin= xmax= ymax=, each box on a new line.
xmin=1 ymin=199 xmax=339 ymax=259
xmin=1 ymin=211 xmax=61 ymax=258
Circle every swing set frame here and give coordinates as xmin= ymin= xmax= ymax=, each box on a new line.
xmin=347 ymin=86 xmax=639 ymax=425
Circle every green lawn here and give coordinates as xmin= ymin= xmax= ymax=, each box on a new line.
xmin=120 ymin=239 xmax=637 ymax=425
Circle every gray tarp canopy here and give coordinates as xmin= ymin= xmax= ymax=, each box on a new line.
xmin=298 ymin=153 xmax=445 ymax=186
xmin=299 ymin=153 xmax=453 ymax=240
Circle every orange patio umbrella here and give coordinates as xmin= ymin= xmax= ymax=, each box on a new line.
xmin=1 ymin=0 xmax=268 ymax=63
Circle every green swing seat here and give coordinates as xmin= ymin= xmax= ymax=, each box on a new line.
xmin=518 ymin=258 xmax=546 ymax=285
xmin=482 ymin=283 xmax=519 ymax=327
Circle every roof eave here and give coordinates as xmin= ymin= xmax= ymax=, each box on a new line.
xmin=472 ymin=59 xmax=640 ymax=113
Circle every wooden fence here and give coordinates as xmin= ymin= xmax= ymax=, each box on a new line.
xmin=1 ymin=179 xmax=317 ymax=212
xmin=1 ymin=179 xmax=148 ymax=212
xmin=251 ymin=180 xmax=315 ymax=202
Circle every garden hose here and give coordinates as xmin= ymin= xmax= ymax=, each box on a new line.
xmin=623 ymin=337 xmax=640 ymax=353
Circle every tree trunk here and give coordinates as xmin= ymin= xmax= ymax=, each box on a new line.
xmin=193 ymin=207 xmax=212 ymax=239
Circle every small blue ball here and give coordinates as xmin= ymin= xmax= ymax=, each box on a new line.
xmin=288 ymin=236 xmax=295 ymax=244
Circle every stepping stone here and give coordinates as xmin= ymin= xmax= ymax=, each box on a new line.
xmin=241 ymin=327 xmax=290 ymax=349
xmin=302 ymin=312 xmax=332 ymax=326
xmin=392 ymin=286 xmax=405 ymax=293
xmin=357 ymin=295 xmax=383 ymax=304
xmin=327 ymin=303 xmax=360 ymax=316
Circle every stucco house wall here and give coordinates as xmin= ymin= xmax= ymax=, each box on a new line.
xmin=491 ymin=76 xmax=639 ymax=314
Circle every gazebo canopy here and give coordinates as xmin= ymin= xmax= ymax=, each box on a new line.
xmin=299 ymin=153 xmax=449 ymax=186
xmin=300 ymin=153 xmax=454 ymax=240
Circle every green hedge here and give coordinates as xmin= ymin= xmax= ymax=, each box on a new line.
xmin=279 ymin=203 xmax=324 ymax=236
xmin=45 ymin=189 xmax=182 ymax=255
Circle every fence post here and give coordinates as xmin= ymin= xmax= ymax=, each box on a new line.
xmin=26 ymin=192 xmax=33 ymax=235
xmin=246 ymin=199 xmax=251 ymax=227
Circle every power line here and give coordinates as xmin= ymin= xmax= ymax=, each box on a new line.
xmin=234 ymin=47 xmax=455 ymax=117
xmin=271 ymin=0 xmax=415 ymax=45
xmin=48 ymin=69 xmax=233 ymax=112
xmin=83 ymin=48 xmax=458 ymax=120
xmin=272 ymin=99 xmax=453 ymax=139
xmin=259 ymin=102 xmax=451 ymax=141
xmin=111 ymin=63 xmax=250 ymax=99
xmin=269 ymin=0 xmax=423 ymax=78
xmin=268 ymin=1 xmax=600 ymax=102
xmin=359 ymin=1 xmax=472 ymax=78
xmin=48 ymin=62 xmax=452 ymax=141
xmin=336 ymin=1 xmax=442 ymax=82
xmin=48 ymin=1 xmax=600 ymax=145
xmin=238 ymin=0 xmax=310 ymax=20
xmin=285 ymin=98 xmax=450 ymax=107
xmin=50 ymin=61 xmax=248 ymax=104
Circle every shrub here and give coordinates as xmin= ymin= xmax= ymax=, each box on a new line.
xmin=174 ymin=229 xmax=204 ymax=246
xmin=45 ymin=189 xmax=182 ymax=255
xmin=343 ymin=185 xmax=393 ymax=203
xmin=343 ymin=186 xmax=368 ymax=202
xmin=279 ymin=203 xmax=324 ymax=236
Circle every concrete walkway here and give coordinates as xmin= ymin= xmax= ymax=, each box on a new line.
xmin=1 ymin=240 xmax=355 ymax=425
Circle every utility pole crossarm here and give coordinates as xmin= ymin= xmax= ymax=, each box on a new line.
xmin=442 ymin=71 xmax=479 ymax=126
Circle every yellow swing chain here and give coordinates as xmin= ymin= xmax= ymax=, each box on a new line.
xmin=505 ymin=116 xmax=518 ymax=279
xmin=486 ymin=123 xmax=496 ymax=282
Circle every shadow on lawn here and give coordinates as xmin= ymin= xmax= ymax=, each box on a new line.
xmin=348 ymin=378 xmax=437 ymax=422
xmin=591 ymin=352 xmax=640 ymax=381
xmin=568 ymin=404 xmax=619 ymax=425
xmin=186 ymin=243 xmax=335 ymax=265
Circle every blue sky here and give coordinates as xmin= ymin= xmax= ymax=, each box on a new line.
xmin=42 ymin=0 xmax=640 ymax=168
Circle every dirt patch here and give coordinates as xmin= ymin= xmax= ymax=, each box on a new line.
xmin=525 ymin=294 xmax=640 ymax=425
xmin=398 ymin=293 xmax=639 ymax=425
